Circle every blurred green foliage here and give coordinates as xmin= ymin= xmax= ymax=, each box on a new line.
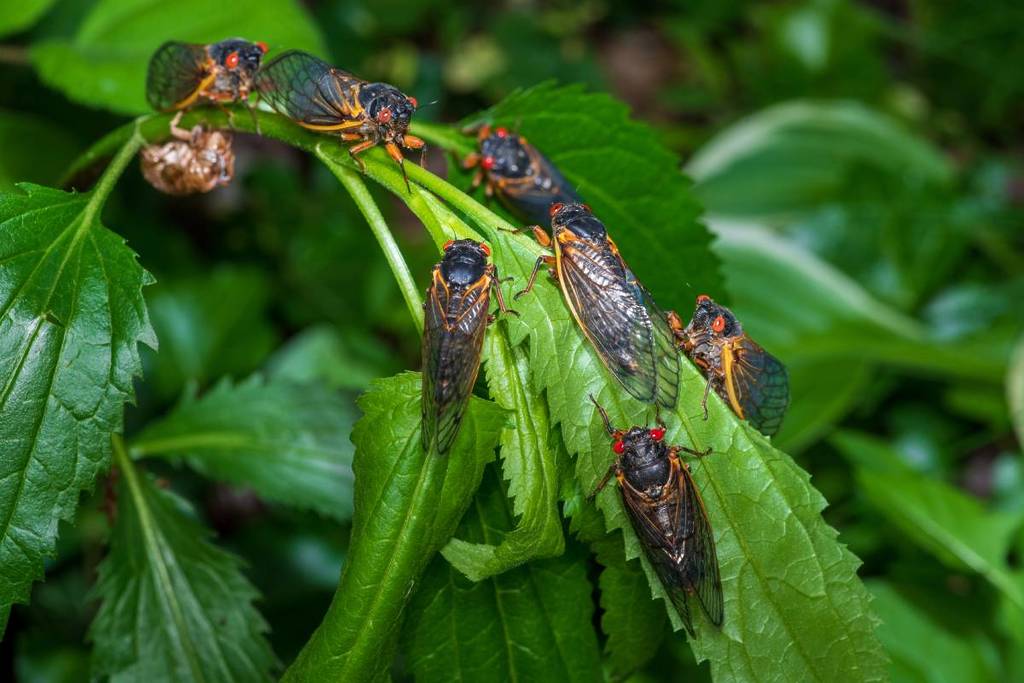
xmin=0 ymin=1 xmax=1022 ymax=682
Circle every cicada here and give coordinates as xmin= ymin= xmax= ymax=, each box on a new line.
xmin=461 ymin=124 xmax=580 ymax=224
xmin=146 ymin=39 xmax=267 ymax=113
xmin=422 ymin=239 xmax=514 ymax=454
xmin=590 ymin=396 xmax=723 ymax=637
xmin=668 ymin=295 xmax=789 ymax=437
xmin=139 ymin=122 xmax=234 ymax=196
xmin=255 ymin=50 xmax=425 ymax=189
xmin=515 ymin=202 xmax=679 ymax=409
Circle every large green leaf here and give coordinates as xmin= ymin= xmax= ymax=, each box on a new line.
xmin=441 ymin=329 xmax=565 ymax=580
xmin=832 ymin=430 xmax=1024 ymax=609
xmin=90 ymin=441 xmax=276 ymax=682
xmin=30 ymin=0 xmax=326 ymax=116
xmin=459 ymin=82 xmax=726 ymax=306
xmin=0 ymin=0 xmax=56 ymax=38
xmin=687 ymin=100 xmax=953 ymax=217
xmin=131 ymin=375 xmax=355 ymax=521
xmin=869 ymin=581 xmax=995 ymax=683
xmin=0 ymin=177 xmax=154 ymax=631
xmin=283 ymin=372 xmax=506 ymax=682
xmin=403 ymin=467 xmax=602 ymax=682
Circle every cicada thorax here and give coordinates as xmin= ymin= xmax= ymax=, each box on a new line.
xmin=670 ymin=296 xmax=790 ymax=436
xmin=421 ymin=240 xmax=499 ymax=455
xmin=139 ymin=124 xmax=234 ymax=196
xmin=465 ymin=125 xmax=581 ymax=224
xmin=146 ymin=38 xmax=267 ymax=112
xmin=546 ymin=203 xmax=679 ymax=408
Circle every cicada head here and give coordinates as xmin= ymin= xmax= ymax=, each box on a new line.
xmin=209 ymin=38 xmax=266 ymax=84
xmin=479 ymin=127 xmax=533 ymax=179
xmin=612 ymin=425 xmax=672 ymax=495
xmin=549 ymin=202 xmax=604 ymax=240
xmin=360 ymin=82 xmax=417 ymax=145
xmin=440 ymin=239 xmax=490 ymax=287
xmin=686 ymin=295 xmax=742 ymax=342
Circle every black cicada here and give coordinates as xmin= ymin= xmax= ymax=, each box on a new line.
xmin=422 ymin=239 xmax=514 ymax=454
xmin=668 ymin=295 xmax=789 ymax=437
xmin=140 ymin=122 xmax=234 ymax=196
xmin=255 ymin=50 xmax=425 ymax=189
xmin=146 ymin=39 xmax=267 ymax=113
xmin=590 ymin=396 xmax=723 ymax=637
xmin=461 ymin=124 xmax=581 ymax=224
xmin=515 ymin=202 xmax=679 ymax=409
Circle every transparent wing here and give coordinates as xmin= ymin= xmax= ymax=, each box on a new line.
xmin=146 ymin=42 xmax=209 ymax=111
xmin=499 ymin=153 xmax=581 ymax=225
xmin=421 ymin=270 xmax=490 ymax=454
xmin=559 ymin=238 xmax=678 ymax=407
xmin=679 ymin=464 xmax=724 ymax=628
xmin=255 ymin=50 xmax=357 ymax=126
xmin=725 ymin=337 xmax=790 ymax=437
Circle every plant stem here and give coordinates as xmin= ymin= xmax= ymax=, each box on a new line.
xmin=322 ymin=150 xmax=425 ymax=334
xmin=82 ymin=122 xmax=145 ymax=226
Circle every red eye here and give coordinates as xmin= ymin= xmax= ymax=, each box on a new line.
xmin=256 ymin=42 xmax=269 ymax=54
xmin=696 ymin=294 xmax=710 ymax=304
xmin=408 ymin=96 xmax=418 ymax=108
xmin=582 ymin=204 xmax=591 ymax=212
xmin=496 ymin=127 xmax=508 ymax=138
xmin=377 ymin=108 xmax=392 ymax=123
xmin=480 ymin=243 xmax=491 ymax=256
xmin=612 ymin=440 xmax=625 ymax=455
xmin=225 ymin=51 xmax=239 ymax=69
xmin=649 ymin=427 xmax=665 ymax=441
xmin=481 ymin=156 xmax=495 ymax=170
xmin=549 ymin=202 xmax=563 ymax=217
xmin=443 ymin=240 xmax=454 ymax=251
xmin=712 ymin=315 xmax=726 ymax=333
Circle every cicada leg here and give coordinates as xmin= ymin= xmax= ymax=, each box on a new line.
xmin=669 ymin=444 xmax=713 ymax=460
xmin=169 ymin=111 xmax=191 ymax=141
xmin=385 ymin=141 xmax=411 ymax=192
xmin=345 ymin=138 xmax=377 ymax=173
xmin=514 ymin=254 xmax=556 ymax=300
xmin=488 ymin=265 xmax=520 ymax=318
xmin=700 ymin=378 xmax=713 ymax=420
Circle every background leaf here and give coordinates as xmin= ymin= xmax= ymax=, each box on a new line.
xmin=30 ymin=0 xmax=327 ymax=116
xmin=131 ymin=375 xmax=356 ymax=521
xmin=0 ymin=181 xmax=154 ymax=631
xmin=283 ymin=371 xmax=506 ymax=682
xmin=90 ymin=444 xmax=276 ymax=682
xmin=0 ymin=109 xmax=80 ymax=192
xmin=403 ymin=467 xmax=601 ymax=682
xmin=460 ymin=82 xmax=726 ymax=307
xmin=0 ymin=0 xmax=56 ymax=39
xmin=1009 ymin=333 xmax=1024 ymax=448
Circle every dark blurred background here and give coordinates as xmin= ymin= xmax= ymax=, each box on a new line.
xmin=1 ymin=1 xmax=1022 ymax=681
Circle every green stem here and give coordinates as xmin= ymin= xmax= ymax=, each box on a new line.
xmin=409 ymin=120 xmax=476 ymax=157
xmin=82 ymin=122 xmax=146 ymax=226
xmin=321 ymin=150 xmax=424 ymax=334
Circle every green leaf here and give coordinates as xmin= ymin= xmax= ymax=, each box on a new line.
xmin=441 ymin=317 xmax=565 ymax=580
xmin=869 ymin=581 xmax=994 ymax=683
xmin=0 ymin=109 xmax=81 ymax=192
xmin=266 ymin=325 xmax=397 ymax=391
xmin=404 ymin=467 xmax=602 ymax=682
xmin=1009 ymin=332 xmax=1024 ymax=449
xmin=90 ymin=440 xmax=276 ymax=682
xmin=688 ymin=100 xmax=954 ymax=217
xmin=0 ymin=173 xmax=154 ymax=631
xmin=832 ymin=430 xmax=1024 ymax=609
xmin=30 ymin=0 xmax=327 ymax=116
xmin=0 ymin=0 xmax=56 ymax=38
xmin=461 ymin=82 xmax=726 ymax=305
xmin=283 ymin=372 xmax=506 ymax=682
xmin=131 ymin=375 xmax=355 ymax=521
xmin=145 ymin=266 xmax=276 ymax=399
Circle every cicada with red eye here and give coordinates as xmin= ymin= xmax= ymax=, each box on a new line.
xmin=515 ymin=202 xmax=679 ymax=409
xmin=146 ymin=38 xmax=268 ymax=114
xmin=668 ymin=295 xmax=789 ymax=437
xmin=461 ymin=124 xmax=581 ymax=224
xmin=589 ymin=396 xmax=722 ymax=637
xmin=255 ymin=50 xmax=425 ymax=190
xmin=422 ymin=239 xmax=516 ymax=454
xmin=139 ymin=121 xmax=234 ymax=196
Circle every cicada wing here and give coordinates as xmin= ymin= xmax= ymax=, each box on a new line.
xmin=678 ymin=464 xmax=724 ymax=628
xmin=146 ymin=42 xmax=210 ymax=111
xmin=255 ymin=50 xmax=352 ymax=126
xmin=724 ymin=337 xmax=789 ymax=437
xmin=499 ymin=153 xmax=581 ymax=224
xmin=421 ymin=270 xmax=490 ymax=454
xmin=626 ymin=265 xmax=680 ymax=409
xmin=559 ymin=239 xmax=678 ymax=407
